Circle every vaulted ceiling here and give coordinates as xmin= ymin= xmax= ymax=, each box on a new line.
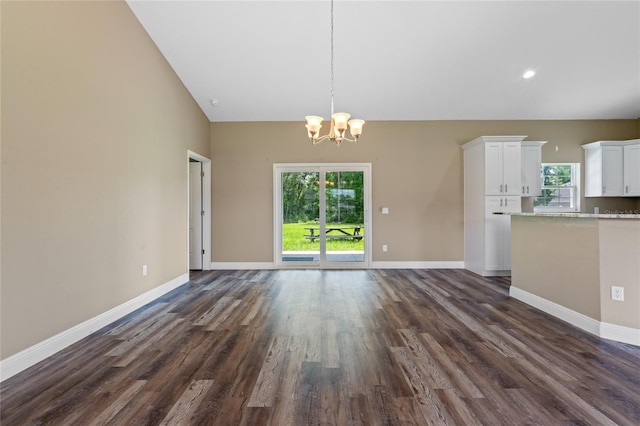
xmin=126 ymin=1 xmax=640 ymax=123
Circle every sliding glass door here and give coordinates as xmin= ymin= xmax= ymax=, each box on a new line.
xmin=274 ymin=164 xmax=371 ymax=268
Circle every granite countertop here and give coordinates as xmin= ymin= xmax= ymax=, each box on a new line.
xmin=495 ymin=212 xmax=640 ymax=219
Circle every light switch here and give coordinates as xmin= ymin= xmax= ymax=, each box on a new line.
xmin=381 ymin=207 xmax=389 ymax=215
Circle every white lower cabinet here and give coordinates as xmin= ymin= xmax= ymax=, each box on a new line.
xmin=484 ymin=196 xmax=521 ymax=272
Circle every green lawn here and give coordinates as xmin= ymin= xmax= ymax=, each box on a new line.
xmin=283 ymin=222 xmax=365 ymax=252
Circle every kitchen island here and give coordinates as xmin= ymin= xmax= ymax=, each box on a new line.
xmin=508 ymin=212 xmax=640 ymax=346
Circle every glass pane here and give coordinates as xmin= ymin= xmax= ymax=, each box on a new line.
xmin=535 ymin=187 xmax=575 ymax=209
xmin=324 ymin=171 xmax=365 ymax=262
xmin=535 ymin=163 xmax=579 ymax=212
xmin=281 ymin=171 xmax=320 ymax=262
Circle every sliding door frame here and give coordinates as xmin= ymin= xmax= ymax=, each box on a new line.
xmin=273 ymin=163 xmax=372 ymax=269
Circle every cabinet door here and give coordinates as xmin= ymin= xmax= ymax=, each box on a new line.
xmin=502 ymin=142 xmax=522 ymax=195
xmin=501 ymin=196 xmax=521 ymax=270
xmin=484 ymin=196 xmax=520 ymax=271
xmin=584 ymin=147 xmax=603 ymax=197
xmin=623 ymin=143 xmax=640 ymax=196
xmin=522 ymin=145 xmax=541 ymax=196
xmin=485 ymin=143 xmax=504 ymax=195
xmin=602 ymin=145 xmax=623 ymax=196
xmin=484 ymin=197 xmax=504 ymax=270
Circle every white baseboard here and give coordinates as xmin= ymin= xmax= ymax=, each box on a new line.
xmin=0 ymin=273 xmax=189 ymax=382
xmin=210 ymin=261 xmax=465 ymax=270
xmin=600 ymin=322 xmax=640 ymax=346
xmin=509 ymin=286 xmax=601 ymax=336
xmin=509 ymin=286 xmax=639 ymax=346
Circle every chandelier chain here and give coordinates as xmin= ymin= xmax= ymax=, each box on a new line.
xmin=330 ymin=0 xmax=334 ymax=116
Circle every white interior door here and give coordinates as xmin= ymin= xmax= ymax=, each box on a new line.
xmin=189 ymin=161 xmax=203 ymax=270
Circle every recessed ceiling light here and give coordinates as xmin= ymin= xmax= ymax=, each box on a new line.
xmin=523 ymin=70 xmax=536 ymax=79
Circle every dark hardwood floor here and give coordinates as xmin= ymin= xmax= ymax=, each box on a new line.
xmin=2 ymin=269 xmax=640 ymax=425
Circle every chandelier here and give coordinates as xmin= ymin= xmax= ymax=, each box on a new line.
xmin=305 ymin=0 xmax=365 ymax=146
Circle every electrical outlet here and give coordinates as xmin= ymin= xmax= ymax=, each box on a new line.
xmin=142 ymin=264 xmax=148 ymax=276
xmin=382 ymin=244 xmax=388 ymax=252
xmin=611 ymin=286 xmax=624 ymax=301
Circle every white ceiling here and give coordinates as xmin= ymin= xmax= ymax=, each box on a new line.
xmin=126 ymin=0 xmax=640 ymax=123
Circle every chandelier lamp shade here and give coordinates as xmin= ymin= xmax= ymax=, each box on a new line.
xmin=305 ymin=114 xmax=365 ymax=146
xmin=305 ymin=0 xmax=365 ymax=146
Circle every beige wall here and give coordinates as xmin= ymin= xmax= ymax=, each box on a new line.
xmin=599 ymin=220 xmax=640 ymax=329
xmin=511 ymin=216 xmax=640 ymax=330
xmin=211 ymin=120 xmax=638 ymax=263
xmin=1 ymin=1 xmax=210 ymax=359
xmin=511 ymin=216 xmax=602 ymax=319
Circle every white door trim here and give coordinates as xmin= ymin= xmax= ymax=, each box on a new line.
xmin=187 ymin=150 xmax=211 ymax=270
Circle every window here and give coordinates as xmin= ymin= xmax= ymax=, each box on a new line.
xmin=534 ymin=163 xmax=580 ymax=212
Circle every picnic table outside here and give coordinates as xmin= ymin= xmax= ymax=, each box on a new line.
xmin=304 ymin=225 xmax=363 ymax=242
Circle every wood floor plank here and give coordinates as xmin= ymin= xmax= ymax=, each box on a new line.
xmin=504 ymin=388 xmax=563 ymax=425
xmin=112 ymin=317 xmax=185 ymax=368
xmin=322 ymin=319 xmax=340 ymax=368
xmin=436 ymin=388 xmax=483 ymax=426
xmin=397 ymin=328 xmax=454 ymax=389
xmin=159 ymin=379 xmax=214 ymax=425
xmin=2 ymin=269 xmax=639 ymax=425
xmin=193 ymin=295 xmax=233 ymax=326
xmin=106 ymin=312 xmax=177 ymax=357
xmin=204 ymin=298 xmax=242 ymax=331
xmin=267 ymin=349 xmax=304 ymax=425
xmin=390 ymin=346 xmax=456 ymax=425
xmin=419 ymin=331 xmax=485 ymax=399
xmin=77 ymin=379 xmax=148 ymax=426
xmin=106 ymin=302 xmax=170 ymax=336
xmin=240 ymin=294 xmax=265 ymax=326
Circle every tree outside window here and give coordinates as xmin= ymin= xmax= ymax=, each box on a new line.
xmin=534 ymin=163 xmax=580 ymax=212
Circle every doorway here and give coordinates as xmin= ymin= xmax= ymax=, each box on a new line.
xmin=188 ymin=151 xmax=211 ymax=271
xmin=274 ymin=163 xmax=371 ymax=268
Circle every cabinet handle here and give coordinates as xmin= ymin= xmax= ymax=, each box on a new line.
xmin=522 ymin=186 xmax=525 ymax=194
xmin=527 ymin=186 xmax=529 ymax=194
xmin=500 ymin=198 xmax=503 ymax=207
xmin=500 ymin=184 xmax=503 ymax=193
xmin=505 ymin=198 xmax=508 ymax=206
xmin=505 ymin=184 xmax=508 ymax=193
xmin=626 ymin=185 xmax=629 ymax=194
xmin=603 ymin=185 xmax=606 ymax=194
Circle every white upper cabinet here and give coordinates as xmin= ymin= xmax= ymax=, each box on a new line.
xmin=502 ymin=143 xmax=523 ymax=196
xmin=601 ymin=145 xmax=624 ymax=196
xmin=521 ymin=141 xmax=546 ymax=197
xmin=623 ymin=142 xmax=640 ymax=196
xmin=484 ymin=143 xmax=503 ymax=195
xmin=583 ymin=140 xmax=638 ymax=197
xmin=484 ymin=141 xmax=522 ymax=196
